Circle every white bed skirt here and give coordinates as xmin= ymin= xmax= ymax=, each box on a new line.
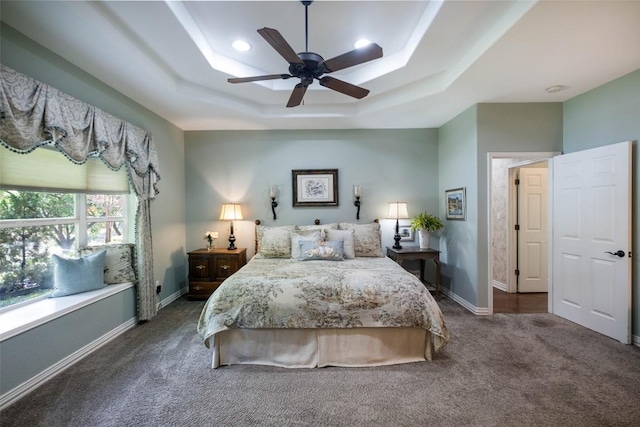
xmin=212 ymin=328 xmax=432 ymax=368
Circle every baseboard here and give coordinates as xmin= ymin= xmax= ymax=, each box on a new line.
xmin=492 ymin=280 xmax=507 ymax=292
xmin=442 ymin=288 xmax=490 ymax=315
xmin=633 ymin=334 xmax=640 ymax=347
xmin=157 ymin=286 xmax=188 ymax=310
xmin=0 ymin=317 xmax=137 ymax=411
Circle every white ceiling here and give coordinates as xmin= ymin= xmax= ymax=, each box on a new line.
xmin=2 ymin=0 xmax=639 ymax=131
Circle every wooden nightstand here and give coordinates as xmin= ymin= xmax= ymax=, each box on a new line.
xmin=187 ymin=248 xmax=247 ymax=300
xmin=387 ymin=246 xmax=442 ymax=300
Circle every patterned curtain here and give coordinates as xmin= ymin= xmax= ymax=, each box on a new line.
xmin=0 ymin=64 xmax=161 ymax=321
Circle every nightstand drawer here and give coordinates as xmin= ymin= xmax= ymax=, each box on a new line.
xmin=189 ymin=256 xmax=212 ymax=279
xmin=214 ymin=256 xmax=239 ymax=280
xmin=187 ymin=248 xmax=247 ymax=300
xmin=189 ymin=281 xmax=220 ymax=296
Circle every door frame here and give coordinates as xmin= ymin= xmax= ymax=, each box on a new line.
xmin=487 ymin=152 xmax=560 ymax=315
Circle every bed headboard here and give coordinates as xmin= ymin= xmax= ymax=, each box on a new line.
xmin=254 ymin=219 xmax=379 ymax=254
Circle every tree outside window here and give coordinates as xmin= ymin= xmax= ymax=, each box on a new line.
xmin=0 ymin=190 xmax=128 ymax=309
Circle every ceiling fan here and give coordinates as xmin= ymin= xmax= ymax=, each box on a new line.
xmin=227 ymin=0 xmax=383 ymax=107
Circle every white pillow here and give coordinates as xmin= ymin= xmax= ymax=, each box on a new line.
xmin=338 ymin=222 xmax=384 ymax=257
xmin=325 ymin=228 xmax=356 ymax=259
xmin=297 ymin=223 xmax=339 ymax=239
xmin=78 ymin=244 xmax=136 ymax=284
xmin=291 ymin=230 xmax=322 ymax=259
xmin=256 ymin=225 xmax=296 ymax=258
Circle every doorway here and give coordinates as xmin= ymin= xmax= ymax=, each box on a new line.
xmin=488 ymin=152 xmax=558 ymax=314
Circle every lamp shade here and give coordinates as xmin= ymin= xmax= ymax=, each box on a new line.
xmin=219 ymin=203 xmax=243 ymax=221
xmin=386 ymin=202 xmax=409 ymax=219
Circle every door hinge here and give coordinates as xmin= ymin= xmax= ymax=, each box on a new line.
xmin=515 ymin=224 xmax=520 ymax=231
xmin=515 ymin=269 xmax=520 ymax=276
xmin=515 ymin=178 xmax=520 ymax=185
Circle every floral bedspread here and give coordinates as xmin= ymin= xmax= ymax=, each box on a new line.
xmin=197 ymin=257 xmax=449 ymax=352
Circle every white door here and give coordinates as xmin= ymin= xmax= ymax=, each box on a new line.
xmin=552 ymin=141 xmax=631 ymax=343
xmin=518 ymin=166 xmax=548 ymax=293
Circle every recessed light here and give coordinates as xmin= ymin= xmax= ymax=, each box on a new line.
xmin=546 ymin=85 xmax=567 ymax=93
xmin=354 ymin=39 xmax=371 ymax=49
xmin=232 ymin=40 xmax=251 ymax=52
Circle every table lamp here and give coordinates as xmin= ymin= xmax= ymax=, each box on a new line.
xmin=386 ymin=202 xmax=409 ymax=249
xmin=219 ymin=203 xmax=243 ymax=250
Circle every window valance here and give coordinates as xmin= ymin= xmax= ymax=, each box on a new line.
xmin=0 ymin=64 xmax=160 ymax=200
xmin=0 ymin=64 xmax=160 ymax=321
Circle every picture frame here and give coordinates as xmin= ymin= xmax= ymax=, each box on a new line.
xmin=446 ymin=187 xmax=466 ymax=220
xmin=398 ymin=224 xmax=414 ymax=241
xmin=292 ymin=169 xmax=339 ymax=207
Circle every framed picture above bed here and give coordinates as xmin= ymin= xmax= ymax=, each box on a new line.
xmin=292 ymin=169 xmax=339 ymax=207
xmin=445 ymin=187 xmax=466 ymax=220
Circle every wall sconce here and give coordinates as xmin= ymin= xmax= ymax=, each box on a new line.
xmin=219 ymin=203 xmax=243 ymax=250
xmin=268 ymin=185 xmax=279 ymax=220
xmin=353 ymin=185 xmax=362 ymax=220
xmin=386 ymin=201 xmax=409 ymax=249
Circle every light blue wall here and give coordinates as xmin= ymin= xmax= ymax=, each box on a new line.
xmin=476 ymin=103 xmax=563 ymax=307
xmin=438 ymin=106 xmax=479 ymax=305
xmin=563 ymin=69 xmax=640 ymax=336
xmin=0 ymin=288 xmax=136 ymax=395
xmin=184 ymin=129 xmax=440 ymax=257
xmin=1 ymin=23 xmax=187 ymax=395
xmin=437 ymin=103 xmax=563 ymax=308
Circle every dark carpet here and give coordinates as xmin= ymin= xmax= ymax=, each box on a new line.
xmin=2 ymin=297 xmax=639 ymax=427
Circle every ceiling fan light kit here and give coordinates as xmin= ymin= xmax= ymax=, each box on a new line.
xmin=227 ymin=0 xmax=383 ymax=107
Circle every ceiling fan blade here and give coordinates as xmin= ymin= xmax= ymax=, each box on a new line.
xmin=319 ymin=76 xmax=370 ymax=99
xmin=228 ymin=74 xmax=291 ymax=84
xmin=286 ymin=83 xmax=308 ymax=108
xmin=320 ymin=43 xmax=383 ymax=73
xmin=257 ymin=27 xmax=304 ymax=65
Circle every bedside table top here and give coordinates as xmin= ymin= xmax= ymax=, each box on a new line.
xmin=188 ymin=248 xmax=247 ymax=255
xmin=386 ymin=246 xmax=440 ymax=255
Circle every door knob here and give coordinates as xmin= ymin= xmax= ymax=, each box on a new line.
xmin=605 ymin=250 xmax=625 ymax=258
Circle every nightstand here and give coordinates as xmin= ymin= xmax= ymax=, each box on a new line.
xmin=187 ymin=248 xmax=247 ymax=300
xmin=387 ymin=246 xmax=442 ymax=300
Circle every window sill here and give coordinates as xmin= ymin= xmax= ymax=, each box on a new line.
xmin=0 ymin=282 xmax=134 ymax=342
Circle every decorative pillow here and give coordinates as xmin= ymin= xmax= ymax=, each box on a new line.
xmin=290 ymin=230 xmax=322 ymax=259
xmin=325 ymin=229 xmax=356 ymax=259
xmin=256 ymin=225 xmax=296 ymax=258
xmin=50 ymin=251 xmax=107 ymax=298
xmin=338 ymin=222 xmax=384 ymax=257
xmin=299 ymin=240 xmax=344 ymax=261
xmin=79 ymin=244 xmax=136 ymax=284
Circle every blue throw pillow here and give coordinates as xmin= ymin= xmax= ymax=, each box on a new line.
xmin=50 ymin=251 xmax=107 ymax=298
xmin=299 ymin=240 xmax=344 ymax=261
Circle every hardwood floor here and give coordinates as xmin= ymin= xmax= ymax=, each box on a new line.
xmin=493 ymin=288 xmax=548 ymax=313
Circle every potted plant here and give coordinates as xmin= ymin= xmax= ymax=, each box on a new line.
xmin=410 ymin=211 xmax=444 ymax=249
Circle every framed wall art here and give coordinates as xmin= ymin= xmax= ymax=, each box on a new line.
xmin=445 ymin=187 xmax=466 ymax=220
xmin=292 ymin=169 xmax=339 ymax=207
xmin=398 ymin=224 xmax=414 ymax=241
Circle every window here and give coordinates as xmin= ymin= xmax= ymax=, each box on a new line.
xmin=0 ymin=190 xmax=130 ymax=310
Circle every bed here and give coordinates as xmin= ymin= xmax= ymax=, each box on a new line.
xmin=197 ymin=221 xmax=449 ymax=368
